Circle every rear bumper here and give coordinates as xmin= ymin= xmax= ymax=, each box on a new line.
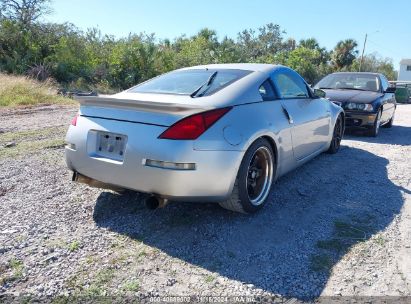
xmin=65 ymin=116 xmax=244 ymax=202
xmin=344 ymin=111 xmax=377 ymax=129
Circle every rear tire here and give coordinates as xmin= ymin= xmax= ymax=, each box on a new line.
xmin=219 ymin=138 xmax=275 ymax=214
xmin=367 ymin=110 xmax=382 ymax=137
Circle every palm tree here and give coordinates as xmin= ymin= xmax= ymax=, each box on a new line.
xmin=332 ymin=39 xmax=359 ymax=69
xmin=299 ymin=38 xmax=320 ymax=50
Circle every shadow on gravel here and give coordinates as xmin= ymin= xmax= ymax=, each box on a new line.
xmin=345 ymin=125 xmax=411 ymax=146
xmin=93 ymin=146 xmax=406 ymax=300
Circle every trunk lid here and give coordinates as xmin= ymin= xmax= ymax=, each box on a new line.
xmin=76 ymin=95 xmax=211 ymax=126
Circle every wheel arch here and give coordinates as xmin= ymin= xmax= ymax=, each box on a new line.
xmin=241 ymin=133 xmax=279 ymax=170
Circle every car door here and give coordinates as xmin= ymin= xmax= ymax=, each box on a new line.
xmin=379 ymin=75 xmax=396 ymax=123
xmin=271 ymin=70 xmax=331 ymax=161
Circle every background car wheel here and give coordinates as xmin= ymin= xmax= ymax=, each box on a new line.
xmin=327 ymin=115 xmax=343 ymax=154
xmin=219 ymin=138 xmax=275 ymax=214
xmin=382 ymin=112 xmax=395 ymax=128
xmin=368 ymin=109 xmax=382 ymax=137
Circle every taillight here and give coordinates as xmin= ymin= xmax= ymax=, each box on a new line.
xmin=159 ymin=107 xmax=232 ymax=140
xmin=71 ymin=114 xmax=79 ymax=126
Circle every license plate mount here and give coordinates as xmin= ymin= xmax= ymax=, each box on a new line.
xmin=95 ymin=131 xmax=127 ymax=161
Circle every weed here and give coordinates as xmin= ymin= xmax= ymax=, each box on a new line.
xmin=122 ymin=279 xmax=140 ymax=292
xmin=2 ymin=258 xmax=25 ymax=283
xmin=136 ymin=249 xmax=147 ymax=260
xmin=67 ymin=240 xmax=80 ymax=252
xmin=95 ymin=268 xmax=115 ymax=285
xmin=205 ymin=275 xmax=215 ymax=283
xmin=373 ymin=235 xmax=386 ymax=246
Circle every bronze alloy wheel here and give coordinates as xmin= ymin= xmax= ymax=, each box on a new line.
xmin=246 ymin=146 xmax=274 ymax=206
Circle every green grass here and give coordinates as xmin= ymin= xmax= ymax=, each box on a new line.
xmin=137 ymin=249 xmax=147 ymax=258
xmin=311 ymin=216 xmax=375 ymax=273
xmin=67 ymin=268 xmax=116 ymax=297
xmin=0 ymin=73 xmax=74 ymax=107
xmin=45 ymin=238 xmax=66 ymax=249
xmin=67 ymin=240 xmax=81 ymax=252
xmin=373 ymin=235 xmax=386 ymax=246
xmin=205 ymin=274 xmax=215 ymax=283
xmin=316 ymin=218 xmax=371 ymax=254
xmin=0 ymin=257 xmax=25 ymax=284
xmin=83 ymin=268 xmax=115 ymax=296
xmin=122 ymin=279 xmax=140 ymax=292
xmin=0 ymin=126 xmax=66 ymax=142
xmin=0 ymin=126 xmax=67 ymax=159
xmin=9 ymin=258 xmax=24 ymax=279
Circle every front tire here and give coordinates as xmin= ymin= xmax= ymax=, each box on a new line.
xmin=219 ymin=138 xmax=275 ymax=214
xmin=382 ymin=112 xmax=394 ymax=128
xmin=327 ymin=115 xmax=343 ymax=154
xmin=368 ymin=109 xmax=382 ymax=137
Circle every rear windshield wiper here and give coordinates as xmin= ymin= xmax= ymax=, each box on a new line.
xmin=190 ymin=71 xmax=218 ymax=98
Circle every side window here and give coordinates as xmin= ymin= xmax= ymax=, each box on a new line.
xmin=380 ymin=75 xmax=389 ymax=92
xmin=258 ymin=80 xmax=276 ymax=101
xmin=271 ymin=72 xmax=309 ymax=99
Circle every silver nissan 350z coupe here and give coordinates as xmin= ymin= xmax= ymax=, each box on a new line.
xmin=65 ymin=64 xmax=344 ymax=213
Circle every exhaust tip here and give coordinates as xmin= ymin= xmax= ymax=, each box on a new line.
xmin=145 ymin=196 xmax=160 ymax=210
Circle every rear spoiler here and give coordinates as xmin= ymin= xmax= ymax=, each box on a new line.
xmin=74 ymin=96 xmax=209 ymax=114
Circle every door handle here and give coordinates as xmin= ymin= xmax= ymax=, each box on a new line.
xmin=282 ymin=106 xmax=294 ymax=124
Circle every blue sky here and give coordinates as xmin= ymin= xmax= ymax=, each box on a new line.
xmin=46 ymin=0 xmax=411 ymax=68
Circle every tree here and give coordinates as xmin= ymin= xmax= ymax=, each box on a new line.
xmin=237 ymin=23 xmax=285 ymax=61
xmin=331 ymin=39 xmax=358 ymax=69
xmin=350 ymin=53 xmax=397 ymax=80
xmin=0 ymin=0 xmax=51 ymax=27
xmin=286 ymin=47 xmax=321 ymax=84
xmin=298 ymin=38 xmax=330 ymax=66
xmin=299 ymin=38 xmax=320 ymax=50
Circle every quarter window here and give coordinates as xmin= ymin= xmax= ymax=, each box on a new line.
xmin=259 ymin=80 xmax=276 ymax=101
xmin=272 ymin=73 xmax=309 ymax=98
xmin=407 ymin=65 xmax=411 ymax=71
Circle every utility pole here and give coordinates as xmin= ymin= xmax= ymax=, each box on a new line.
xmin=359 ymin=33 xmax=367 ymax=72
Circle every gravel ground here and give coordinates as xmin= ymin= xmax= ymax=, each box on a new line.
xmin=0 ymin=104 xmax=410 ymax=302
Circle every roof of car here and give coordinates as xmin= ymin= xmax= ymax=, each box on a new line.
xmin=181 ymin=63 xmax=281 ymax=73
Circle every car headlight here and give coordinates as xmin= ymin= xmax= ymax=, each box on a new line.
xmin=346 ymin=103 xmax=373 ymax=112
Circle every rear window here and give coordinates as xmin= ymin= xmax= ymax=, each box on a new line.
xmin=128 ymin=69 xmax=251 ymax=96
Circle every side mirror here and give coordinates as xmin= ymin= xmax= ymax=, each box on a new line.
xmin=385 ymin=87 xmax=396 ymax=93
xmin=313 ymin=88 xmax=326 ymax=98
